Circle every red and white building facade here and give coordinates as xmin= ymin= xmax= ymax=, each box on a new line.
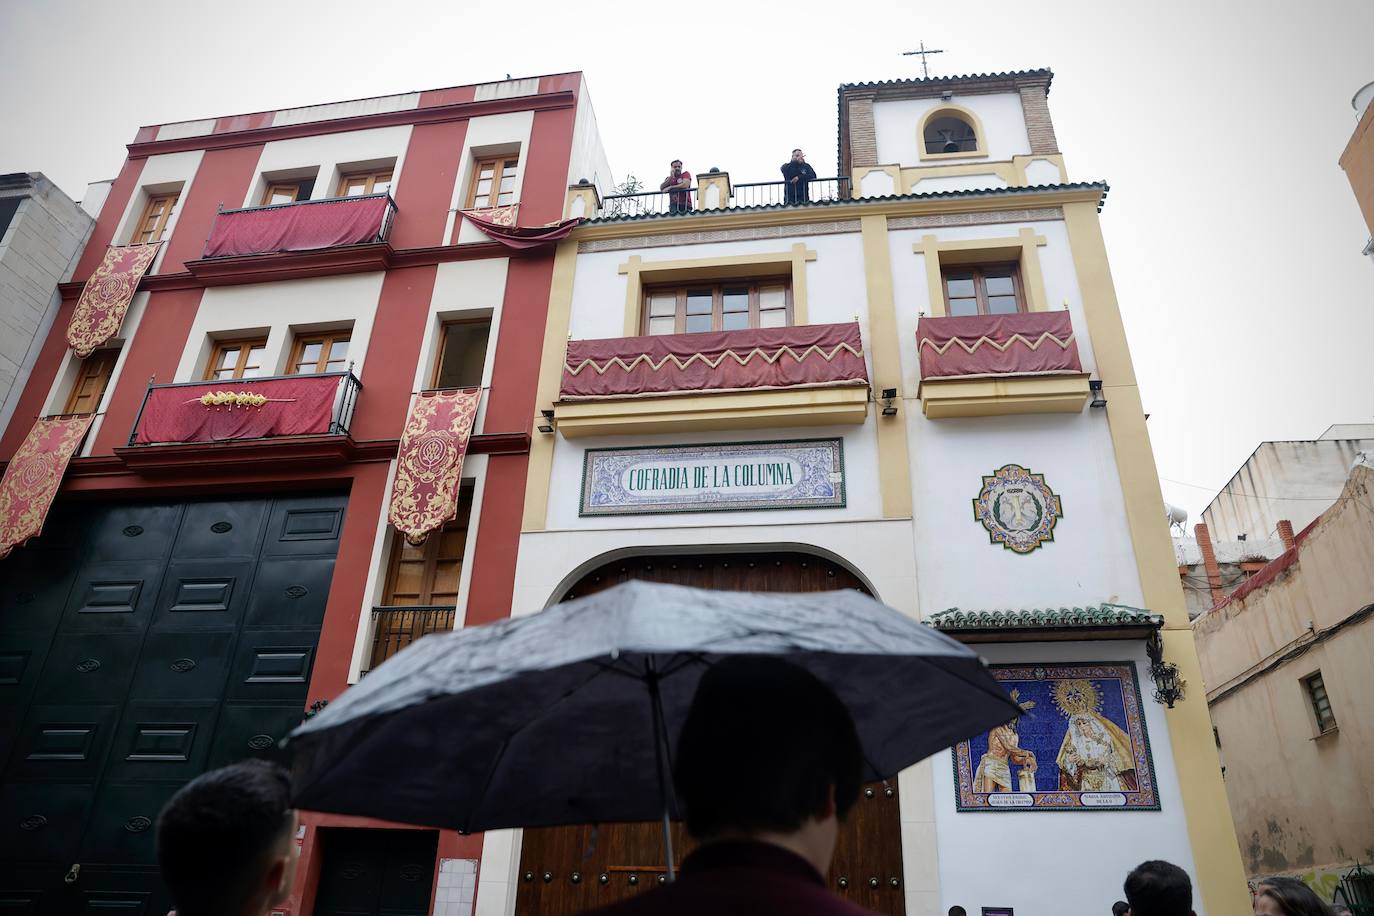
xmin=0 ymin=74 xmax=610 ymax=915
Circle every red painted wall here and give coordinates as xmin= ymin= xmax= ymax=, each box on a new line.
xmin=160 ymin=144 xmax=266 ymax=272
xmin=390 ymin=120 xmax=469 ymax=250
xmin=349 ymin=265 xmax=439 ymax=442
xmin=71 ymin=156 xmax=146 ymax=279
xmin=517 ymin=107 xmax=578 ymax=226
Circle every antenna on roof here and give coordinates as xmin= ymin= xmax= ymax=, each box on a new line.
xmin=901 ymin=41 xmax=945 ymax=79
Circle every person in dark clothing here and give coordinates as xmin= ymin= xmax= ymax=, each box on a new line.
xmin=781 ymin=149 xmax=817 ymax=204
xmin=1113 ymin=901 xmax=1131 ymax=916
xmin=156 ymin=760 xmax=299 ymax=916
xmin=586 ymin=656 xmax=876 ymax=915
xmin=1122 ymin=860 xmax=1196 ymax=916
xmin=1253 ymin=877 xmax=1335 ymax=916
xmin=661 ymin=160 xmax=693 ymax=214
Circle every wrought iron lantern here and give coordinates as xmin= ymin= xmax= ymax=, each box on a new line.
xmin=1146 ymin=630 xmax=1186 ymax=708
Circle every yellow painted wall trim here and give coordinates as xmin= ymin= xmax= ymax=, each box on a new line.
xmin=903 ymin=161 xmax=1018 ymax=194
xmin=853 ymin=164 xmax=903 ymax=198
xmin=572 ymin=187 xmax=1105 ymax=242
xmin=522 ymin=238 xmax=579 ymax=533
xmin=1010 ymin=153 xmax=1068 ymax=185
xmin=912 ymin=232 xmax=1050 ymax=315
xmin=696 ymin=171 xmax=732 ymax=210
xmin=553 ymin=386 xmax=869 ymax=437
xmin=617 ymin=245 xmax=816 ymax=336
xmin=1063 ymin=199 xmax=1250 ymax=916
xmin=917 ymin=103 xmax=991 ymax=162
xmin=859 ymin=214 xmax=913 ymax=519
xmin=917 ymin=373 xmax=1090 ymax=418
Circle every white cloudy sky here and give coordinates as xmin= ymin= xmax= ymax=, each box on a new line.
xmin=2 ymin=0 xmax=1371 ymax=528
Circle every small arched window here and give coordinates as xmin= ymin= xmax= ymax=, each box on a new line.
xmin=923 ymin=114 xmax=978 ymax=155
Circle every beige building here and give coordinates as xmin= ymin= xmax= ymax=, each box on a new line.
xmin=1193 ymin=459 xmax=1374 ymax=906
xmin=1341 ymin=80 xmax=1374 ymax=264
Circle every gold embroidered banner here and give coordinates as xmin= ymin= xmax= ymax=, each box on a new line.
xmin=388 ymin=390 xmax=481 ymax=545
xmin=0 ymin=414 xmax=94 ymax=559
xmin=66 ymin=242 xmax=162 ymax=357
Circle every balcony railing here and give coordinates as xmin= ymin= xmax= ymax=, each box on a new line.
xmin=916 ymin=311 xmax=1082 ymax=380
xmin=127 ymin=370 xmax=361 ymax=446
xmin=561 ymin=322 xmax=869 ymax=400
xmin=365 ymin=605 xmax=456 ymax=672
xmin=202 ymin=193 xmax=396 ymax=259
xmin=595 ymin=177 xmax=850 ymax=220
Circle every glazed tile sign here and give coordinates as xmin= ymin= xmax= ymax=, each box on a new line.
xmin=580 ymin=439 xmax=844 ymax=516
xmin=953 ymin=663 xmax=1160 ymax=812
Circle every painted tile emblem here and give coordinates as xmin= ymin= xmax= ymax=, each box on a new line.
xmin=973 ymin=464 xmax=1062 ymax=554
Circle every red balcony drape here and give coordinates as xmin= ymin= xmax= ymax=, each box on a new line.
xmin=130 ymin=376 xmax=341 ymax=445
xmin=0 ymin=414 xmax=94 ymax=558
xmin=463 ymin=206 xmax=580 ymax=249
xmin=202 ymin=196 xmax=390 ymax=258
xmin=560 ymin=322 xmax=869 ymax=399
xmin=917 ymin=312 xmax=1082 ymax=379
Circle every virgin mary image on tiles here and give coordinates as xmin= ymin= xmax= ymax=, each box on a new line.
xmin=954 ymin=663 xmax=1160 ymax=811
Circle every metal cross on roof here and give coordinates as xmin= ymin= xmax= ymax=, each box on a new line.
xmin=901 ymin=41 xmax=945 ymax=79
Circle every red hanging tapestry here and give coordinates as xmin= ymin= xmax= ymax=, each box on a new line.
xmin=66 ymin=243 xmax=162 ymax=357
xmin=0 ymin=414 xmax=94 ymax=559
xmin=463 ymin=205 xmax=580 ymax=250
xmin=388 ymin=390 xmax=481 ymax=545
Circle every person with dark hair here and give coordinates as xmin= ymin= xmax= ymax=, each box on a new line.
xmin=781 ymin=149 xmax=817 ymax=204
xmin=588 ymin=655 xmax=874 ymax=915
xmin=1113 ymin=901 xmax=1131 ymax=916
xmin=661 ymin=160 xmax=693 ymax=215
xmin=156 ymin=760 xmax=299 ymax=916
xmin=1122 ymin=859 xmax=1196 ymax=916
xmin=1253 ymin=876 xmax=1335 ymax=916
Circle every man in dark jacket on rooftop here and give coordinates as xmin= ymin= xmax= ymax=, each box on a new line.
xmin=781 ymin=149 xmax=818 ymax=204
xmin=587 ymin=656 xmax=877 ymax=916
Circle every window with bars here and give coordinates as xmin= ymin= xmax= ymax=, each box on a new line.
xmin=336 ymin=169 xmax=392 ymax=197
xmin=466 ymin=157 xmax=519 ymax=209
xmin=642 ymin=281 xmax=791 ymax=336
xmin=131 ymin=192 xmax=178 ymax=245
xmin=62 ymin=349 xmax=119 ymax=415
xmin=205 ymin=337 xmax=269 ymax=381
xmin=941 ymin=264 xmax=1025 ymax=317
xmin=288 ymin=333 xmax=350 ymax=375
xmin=1303 ymin=672 xmax=1337 ymax=734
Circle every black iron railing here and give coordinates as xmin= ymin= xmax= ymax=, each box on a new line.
xmin=366 ymin=605 xmax=457 ymax=671
xmin=595 ymin=177 xmax=850 ymax=219
xmin=126 ymin=370 xmax=362 ymax=446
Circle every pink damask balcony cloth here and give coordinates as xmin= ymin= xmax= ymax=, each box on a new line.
xmin=202 ymin=194 xmax=395 ymax=258
xmin=917 ymin=311 xmax=1083 ymax=380
xmin=560 ymin=322 xmax=869 ymax=400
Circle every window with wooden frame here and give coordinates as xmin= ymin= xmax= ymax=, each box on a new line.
xmin=204 ymin=337 xmax=269 ymax=381
xmin=381 ymin=486 xmax=474 ymax=607
xmin=62 ymin=349 xmax=119 ymax=415
xmin=432 ymin=319 xmax=491 ymax=389
xmin=1303 ymin=671 xmax=1337 ymax=734
xmin=261 ymin=177 xmax=316 ymax=206
xmin=642 ymin=280 xmax=791 ymax=336
xmin=130 ymin=192 xmax=178 ymax=244
xmin=466 ymin=157 xmax=519 ymax=209
xmin=288 ymin=332 xmax=351 ymax=375
xmin=941 ymin=263 xmax=1025 ymax=317
xmin=335 ymin=169 xmax=393 ymax=198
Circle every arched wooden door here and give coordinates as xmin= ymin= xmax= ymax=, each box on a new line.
xmin=513 ymin=552 xmax=906 ymax=916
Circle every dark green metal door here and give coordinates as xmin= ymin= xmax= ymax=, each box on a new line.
xmin=314 ymin=828 xmax=438 ymax=916
xmin=0 ymin=494 xmax=347 ymax=914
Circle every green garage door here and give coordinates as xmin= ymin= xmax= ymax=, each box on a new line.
xmin=0 ymin=493 xmax=348 ymax=914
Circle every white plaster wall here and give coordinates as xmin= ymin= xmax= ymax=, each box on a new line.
xmin=112 ymin=150 xmax=205 ymax=272
xmin=1024 ymin=158 xmax=1063 ymax=186
xmin=155 ymin=118 xmax=216 ymax=141
xmin=410 ymin=258 xmax=510 ymax=436
xmin=174 ymin=271 xmax=384 ymax=381
xmin=474 ymin=78 xmax=539 ymax=101
xmin=932 ymin=640 xmax=1201 ymax=916
xmin=887 ymin=220 xmax=1094 ymax=398
xmin=243 ymin=125 xmax=414 ymax=207
xmin=909 ymin=173 xmax=1008 ymax=194
xmin=544 ymin=420 xmax=883 ymax=531
xmin=80 ymin=180 xmax=113 ymax=220
xmin=448 ymin=111 xmax=536 ymax=244
xmin=566 ymin=232 xmax=867 ymax=341
xmin=566 ymin=78 xmax=615 ymax=195
xmin=873 ymin=93 xmax=1031 ymax=167
xmin=272 ymin=92 xmax=420 ymax=126
xmin=908 ymin=410 xmax=1143 ymax=612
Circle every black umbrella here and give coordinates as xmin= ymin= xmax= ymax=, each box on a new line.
xmin=287 ymin=580 xmax=1019 ymax=877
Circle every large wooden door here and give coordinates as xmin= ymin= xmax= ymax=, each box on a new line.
xmin=515 ymin=552 xmax=906 ymax=916
xmin=0 ymin=493 xmax=347 ymax=914
xmin=314 ymin=828 xmax=438 ymax=916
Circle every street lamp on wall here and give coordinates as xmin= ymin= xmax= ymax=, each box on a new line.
xmin=1146 ymin=630 xmax=1186 ymax=708
xmin=537 ymin=409 xmax=555 ymax=434
xmin=880 ymin=388 xmax=898 ymax=417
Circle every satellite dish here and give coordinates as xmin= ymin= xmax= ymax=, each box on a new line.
xmin=1165 ymin=502 xmax=1188 ymax=534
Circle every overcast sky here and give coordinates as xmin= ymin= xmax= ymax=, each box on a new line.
xmin=3 ymin=0 xmax=1371 ymax=529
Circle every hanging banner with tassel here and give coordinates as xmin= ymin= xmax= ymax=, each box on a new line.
xmin=66 ymin=242 xmax=162 ymax=357
xmin=387 ymin=390 xmax=481 ymax=545
xmin=0 ymin=414 xmax=94 ymax=559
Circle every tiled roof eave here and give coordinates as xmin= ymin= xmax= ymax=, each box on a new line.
xmin=926 ymin=604 xmax=1163 ymax=633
